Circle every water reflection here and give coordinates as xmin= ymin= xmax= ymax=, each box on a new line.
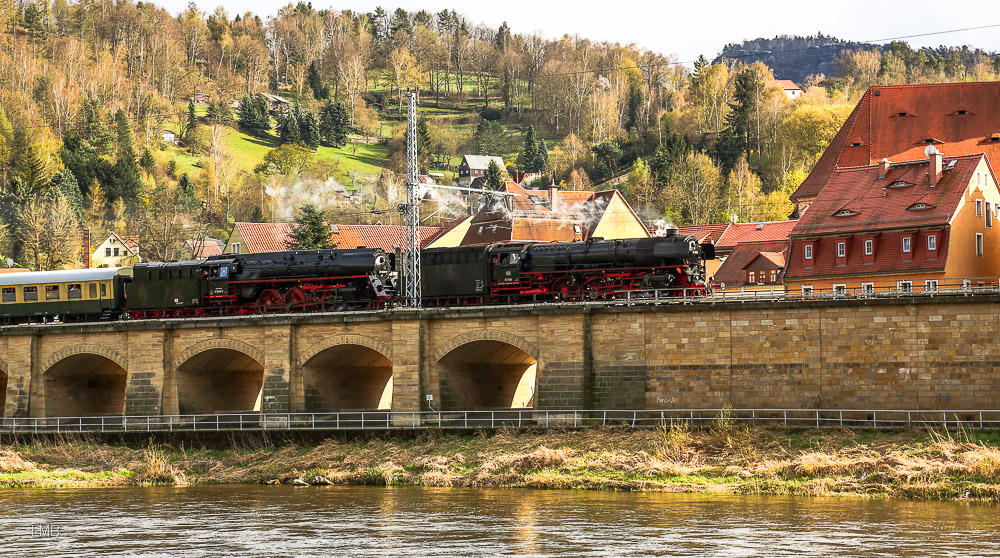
xmin=0 ymin=486 xmax=998 ymax=557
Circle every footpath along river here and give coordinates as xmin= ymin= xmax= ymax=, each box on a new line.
xmin=1 ymin=485 xmax=999 ymax=557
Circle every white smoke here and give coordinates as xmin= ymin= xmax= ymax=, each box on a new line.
xmin=266 ymin=177 xmax=354 ymax=222
xmin=652 ymin=219 xmax=676 ymax=237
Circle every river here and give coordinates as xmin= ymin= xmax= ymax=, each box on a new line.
xmin=1 ymin=486 xmax=998 ymax=557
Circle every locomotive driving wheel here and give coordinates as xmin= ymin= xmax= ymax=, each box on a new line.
xmin=256 ymin=289 xmax=283 ymax=313
xmin=284 ymin=287 xmax=308 ymax=311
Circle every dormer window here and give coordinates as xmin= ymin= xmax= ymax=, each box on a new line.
xmin=893 ymin=112 xmax=916 ymax=118
xmin=849 ymin=142 xmax=864 ymax=147
xmin=834 ymin=209 xmax=858 ymax=217
xmin=908 ymin=203 xmax=934 ymax=211
xmin=888 ymin=181 xmax=912 ymax=189
xmin=950 ymin=110 xmax=972 ymax=116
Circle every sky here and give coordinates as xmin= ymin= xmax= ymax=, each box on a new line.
xmin=156 ymin=0 xmax=1000 ymax=65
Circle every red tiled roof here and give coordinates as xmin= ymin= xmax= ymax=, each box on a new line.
xmin=793 ymin=82 xmax=1000 ymax=202
xmin=754 ymin=251 xmax=786 ymax=268
xmin=329 ymin=224 xmax=440 ymax=250
xmin=234 ymin=223 xmax=291 ymax=253
xmin=676 ymin=223 xmax=729 ymax=244
xmin=185 ymin=238 xmax=224 ymax=258
xmin=769 ymin=79 xmax=800 ymax=91
xmin=716 ymin=220 xmax=798 ymax=248
xmin=790 ymin=154 xmax=983 ymax=237
xmin=712 ymin=240 xmax=788 ymax=287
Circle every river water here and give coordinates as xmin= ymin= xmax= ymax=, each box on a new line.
xmin=1 ymin=486 xmax=998 ymax=557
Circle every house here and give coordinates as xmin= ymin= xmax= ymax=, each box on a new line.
xmin=677 ymin=220 xmax=798 ymax=279
xmin=160 ymin=129 xmax=177 ymax=145
xmin=712 ymin=239 xmax=788 ymax=291
xmin=182 ymin=237 xmax=225 ymax=259
xmin=224 ymin=223 xmax=292 ymax=254
xmin=430 ymin=182 xmax=649 ymax=247
xmin=783 ymin=150 xmax=1000 ymax=295
xmin=259 ymin=93 xmax=292 ymax=116
xmin=91 ymin=232 xmax=140 ymax=267
xmin=768 ymin=79 xmax=802 ymax=100
xmin=457 ymin=155 xmax=505 ymax=187
xmin=791 ymin=82 xmax=1000 ymax=217
xmin=191 ymin=92 xmax=210 ymax=105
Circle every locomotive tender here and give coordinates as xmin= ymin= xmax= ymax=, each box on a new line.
xmin=0 ymin=232 xmax=713 ymax=324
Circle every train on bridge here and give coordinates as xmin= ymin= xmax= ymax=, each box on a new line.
xmin=0 ymin=232 xmax=715 ymax=323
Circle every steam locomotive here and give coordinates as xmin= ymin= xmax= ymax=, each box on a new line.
xmin=0 ymin=231 xmax=714 ymax=323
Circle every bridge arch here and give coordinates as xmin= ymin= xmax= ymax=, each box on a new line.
xmin=173 ymin=339 xmax=265 ymax=414
xmin=298 ymin=335 xmax=393 ymax=411
xmin=41 ymin=345 xmax=129 ymax=417
xmin=435 ymin=330 xmax=538 ymax=410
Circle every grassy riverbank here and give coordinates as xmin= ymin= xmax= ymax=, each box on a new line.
xmin=3 ymin=420 xmax=1000 ymax=501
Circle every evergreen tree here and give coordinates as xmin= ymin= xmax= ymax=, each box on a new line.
xmin=535 ymin=139 xmax=549 ymax=173
xmin=518 ymin=125 xmax=538 ymax=172
xmin=300 ymin=111 xmax=321 ymax=150
xmin=59 ymin=133 xmax=99 ymax=196
xmin=185 ymin=98 xmax=199 ymax=140
xmin=472 ymin=120 xmax=509 ymax=155
xmin=286 ymin=203 xmax=335 ymax=249
xmin=108 ymin=110 xmax=141 ymax=205
xmin=390 ymin=8 xmax=412 ymax=35
xmin=238 ymin=94 xmax=270 ymax=136
xmin=178 ymin=173 xmax=199 ymax=211
xmin=47 ymin=169 xmax=84 ymax=221
xmin=307 ymin=61 xmax=327 ymax=99
xmin=279 ymin=105 xmax=303 ymax=145
xmin=485 ymin=159 xmax=505 ymax=190
xmin=715 ymin=66 xmax=762 ymax=172
xmin=320 ymin=100 xmax=350 ymax=146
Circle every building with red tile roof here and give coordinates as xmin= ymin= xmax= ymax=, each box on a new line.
xmin=224 ymin=222 xmax=441 ymax=254
xmin=224 ymin=223 xmax=292 ymax=254
xmin=182 ymin=237 xmax=225 ymax=259
xmin=713 ymin=239 xmax=788 ymax=290
xmin=791 ymin=82 xmax=1000 ymax=216
xmin=449 ymin=182 xmax=649 ymax=246
xmin=768 ymin=79 xmax=802 ymax=100
xmin=677 ymin=219 xmax=797 ymax=278
xmin=784 ymin=151 xmax=1000 ymax=294
xmin=91 ymin=232 xmax=141 ymax=267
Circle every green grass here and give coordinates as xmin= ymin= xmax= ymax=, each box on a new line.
xmin=224 ymin=126 xmax=390 ymax=181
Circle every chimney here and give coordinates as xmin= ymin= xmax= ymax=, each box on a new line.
xmin=878 ymin=158 xmax=891 ymax=178
xmin=927 ymin=145 xmax=943 ymax=186
xmin=549 ymin=186 xmax=558 ymax=212
xmin=83 ymin=229 xmax=91 ymax=268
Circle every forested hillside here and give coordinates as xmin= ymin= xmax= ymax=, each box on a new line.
xmin=0 ymin=0 xmax=998 ymax=270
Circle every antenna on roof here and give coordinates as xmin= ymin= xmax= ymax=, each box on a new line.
xmin=923 ymin=144 xmax=941 ymax=157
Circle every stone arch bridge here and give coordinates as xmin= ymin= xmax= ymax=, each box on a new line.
xmin=2 ymin=297 xmax=1000 ymax=418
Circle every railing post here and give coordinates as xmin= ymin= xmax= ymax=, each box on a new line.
xmin=147 ymin=416 xmax=150 ymax=432
xmin=840 ymin=411 xmax=843 ymax=428
xmin=362 ymin=413 xmax=365 ymax=430
xmin=491 ymin=411 xmax=494 ymax=429
xmin=907 ymin=411 xmax=911 ymax=428
xmin=783 ymin=410 xmax=787 ymax=427
xmin=873 ymin=411 xmax=877 ymax=429
xmin=815 ymin=410 xmax=819 ymax=429
xmin=603 ymin=410 xmax=607 ymax=427
xmin=101 ymin=416 xmax=105 ymax=433
xmin=464 ymin=412 xmax=467 ymax=429
xmin=981 ymin=411 xmax=984 ymax=430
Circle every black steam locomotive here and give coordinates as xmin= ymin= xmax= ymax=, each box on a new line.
xmin=0 ymin=232 xmax=714 ymax=323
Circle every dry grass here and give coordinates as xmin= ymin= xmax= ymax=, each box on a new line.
xmin=3 ymin=424 xmax=1000 ymax=500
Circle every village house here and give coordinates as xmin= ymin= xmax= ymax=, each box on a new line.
xmin=427 ymin=182 xmax=649 ymax=248
xmin=783 ymin=150 xmax=1000 ymax=295
xmin=224 ymin=222 xmax=442 ymax=254
xmin=768 ymin=79 xmax=802 ymax=100
xmin=160 ymin=129 xmax=177 ymax=145
xmin=791 ymin=82 xmax=1000 ymax=217
xmin=259 ymin=93 xmax=292 ymax=117
xmin=90 ymin=232 xmax=140 ymax=267
xmin=190 ymin=92 xmax=210 ymax=105
xmin=181 ymin=237 xmax=225 ymax=259
xmin=457 ymin=155 xmax=505 ymax=187
xmin=677 ymin=220 xmax=798 ymax=279
xmin=712 ymin=239 xmax=788 ymax=292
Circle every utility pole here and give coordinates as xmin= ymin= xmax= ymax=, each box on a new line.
xmin=402 ymin=92 xmax=422 ymax=307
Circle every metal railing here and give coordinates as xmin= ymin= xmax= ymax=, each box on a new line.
xmin=2 ymin=409 xmax=1000 ymax=434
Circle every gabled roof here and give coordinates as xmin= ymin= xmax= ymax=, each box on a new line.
xmin=790 ymin=154 xmax=985 ymax=237
xmin=769 ymin=79 xmax=801 ymax=91
xmin=793 ymin=82 xmax=1000 ymax=202
xmin=462 ymin=155 xmax=505 ymax=170
xmin=183 ymin=237 xmax=224 ymax=258
xmin=231 ymin=222 xmax=292 ymax=253
xmin=96 ymin=232 xmax=139 ymax=255
xmin=677 ymin=220 xmax=797 ymax=250
xmin=329 ymin=224 xmax=440 ymax=250
xmin=712 ymin=240 xmax=788 ymax=287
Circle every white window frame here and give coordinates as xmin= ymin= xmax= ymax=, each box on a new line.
xmin=977 ymin=199 xmax=983 ymax=216
xmin=837 ymin=241 xmax=846 ymax=258
xmin=988 ymin=207 xmax=994 ymax=228
xmin=232 ymin=242 xmax=241 ymax=255
xmin=864 ymin=239 xmax=873 ymax=256
xmin=803 ymin=244 xmax=813 ymax=260
xmin=748 ymin=270 xmax=755 ymax=284
xmin=924 ymin=279 xmax=939 ymax=292
xmin=897 ymin=280 xmax=913 ymax=293
xmin=833 ymin=284 xmax=847 ymax=296
xmin=902 ymin=236 xmax=911 ymax=254
xmin=801 ymin=285 xmax=813 ymax=297
xmin=977 ymin=232 xmax=984 ymax=257
xmin=927 ymin=234 xmax=936 ymax=251
xmin=861 ymin=282 xmax=875 ymax=295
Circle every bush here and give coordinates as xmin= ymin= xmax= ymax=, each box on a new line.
xmin=480 ymin=107 xmax=503 ymax=121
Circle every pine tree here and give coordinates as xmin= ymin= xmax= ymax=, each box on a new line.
xmin=300 ymin=111 xmax=321 ymax=150
xmin=48 ymin=169 xmax=85 ymax=221
xmin=535 ymin=139 xmax=549 ymax=173
xmin=286 ymin=203 xmax=335 ymax=249
xmin=279 ymin=104 xmax=303 ymax=145
xmin=185 ymin=98 xmax=199 ymax=140
xmin=238 ymin=95 xmax=270 ymax=136
xmin=333 ymin=101 xmax=350 ymax=146
xmin=519 ymin=125 xmax=538 ymax=172
xmin=108 ymin=110 xmax=141 ymax=205
xmin=320 ymin=101 xmax=350 ymax=147
xmin=307 ymin=61 xmax=327 ymax=100
xmin=715 ymin=66 xmax=761 ymax=173
xmin=485 ymin=159 xmax=505 ymax=190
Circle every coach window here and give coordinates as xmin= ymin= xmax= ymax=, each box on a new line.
xmin=68 ymin=284 xmax=82 ymax=300
xmin=23 ymin=286 xmax=37 ymax=302
xmin=100 ymin=283 xmax=107 ymax=298
xmin=45 ymin=285 xmax=60 ymax=300
xmin=1 ymin=287 xmax=14 ymax=302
